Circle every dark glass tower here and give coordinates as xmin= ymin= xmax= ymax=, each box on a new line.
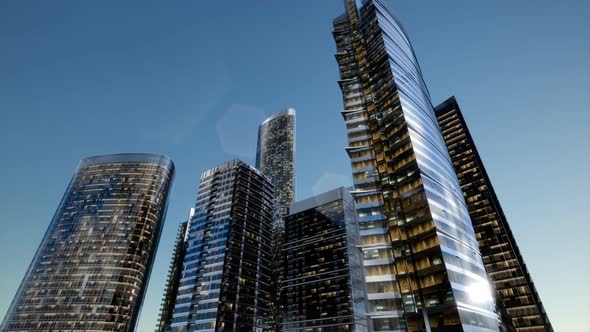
xmin=282 ymin=187 xmax=369 ymax=332
xmin=169 ymin=160 xmax=274 ymax=331
xmin=156 ymin=221 xmax=189 ymax=332
xmin=333 ymin=1 xmax=499 ymax=331
xmin=255 ymin=108 xmax=296 ymax=331
xmin=256 ymin=108 xmax=296 ymax=219
xmin=435 ymin=96 xmax=553 ymax=332
xmin=0 ymin=153 xmax=174 ymax=332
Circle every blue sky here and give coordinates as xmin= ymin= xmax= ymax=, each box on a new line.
xmin=0 ymin=1 xmax=588 ymax=330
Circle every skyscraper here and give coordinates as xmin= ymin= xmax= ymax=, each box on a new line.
xmin=333 ymin=1 xmax=499 ymax=331
xmin=156 ymin=221 xmax=189 ymax=332
xmin=256 ymin=108 xmax=296 ymax=219
xmin=168 ymin=160 xmax=274 ymax=332
xmin=435 ymin=96 xmax=553 ymax=332
xmin=282 ymin=187 xmax=369 ymax=332
xmin=0 ymin=153 xmax=174 ymax=332
xmin=255 ymin=108 xmax=296 ymax=331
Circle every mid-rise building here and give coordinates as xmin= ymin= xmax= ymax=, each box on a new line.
xmin=282 ymin=187 xmax=369 ymax=332
xmin=333 ymin=1 xmax=499 ymax=330
xmin=0 ymin=153 xmax=174 ymax=332
xmin=169 ymin=160 xmax=274 ymax=332
xmin=435 ymin=96 xmax=553 ymax=332
xmin=156 ymin=221 xmax=189 ymax=332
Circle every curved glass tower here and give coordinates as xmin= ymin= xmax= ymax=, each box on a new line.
xmin=0 ymin=153 xmax=174 ymax=332
xmin=333 ymin=1 xmax=499 ymax=331
xmin=256 ymin=108 xmax=296 ymax=219
xmin=255 ymin=109 xmax=296 ymax=331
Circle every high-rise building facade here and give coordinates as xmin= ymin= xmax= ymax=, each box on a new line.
xmin=256 ymin=108 xmax=296 ymax=219
xmin=282 ymin=187 xmax=369 ymax=332
xmin=255 ymin=108 xmax=296 ymax=331
xmin=169 ymin=160 xmax=274 ymax=332
xmin=0 ymin=153 xmax=174 ymax=332
xmin=333 ymin=1 xmax=499 ymax=331
xmin=435 ymin=97 xmax=553 ymax=332
xmin=157 ymin=221 xmax=189 ymax=332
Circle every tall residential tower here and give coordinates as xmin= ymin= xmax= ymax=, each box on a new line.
xmin=435 ymin=97 xmax=553 ymax=332
xmin=255 ymin=108 xmax=296 ymax=331
xmin=168 ymin=160 xmax=274 ymax=331
xmin=1 ymin=153 xmax=174 ymax=332
xmin=333 ymin=1 xmax=499 ymax=331
xmin=256 ymin=108 xmax=296 ymax=219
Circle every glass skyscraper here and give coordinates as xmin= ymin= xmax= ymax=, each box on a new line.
xmin=0 ymin=153 xmax=174 ymax=332
xmin=282 ymin=187 xmax=369 ymax=332
xmin=255 ymin=108 xmax=296 ymax=331
xmin=168 ymin=160 xmax=274 ymax=332
xmin=256 ymin=108 xmax=296 ymax=219
xmin=435 ymin=97 xmax=553 ymax=332
xmin=333 ymin=1 xmax=499 ymax=331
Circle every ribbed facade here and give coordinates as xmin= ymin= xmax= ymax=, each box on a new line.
xmin=169 ymin=160 xmax=274 ymax=332
xmin=0 ymin=153 xmax=174 ymax=332
xmin=333 ymin=1 xmax=499 ymax=331
xmin=282 ymin=187 xmax=369 ymax=332
xmin=435 ymin=97 xmax=553 ymax=332
xmin=157 ymin=221 xmax=189 ymax=332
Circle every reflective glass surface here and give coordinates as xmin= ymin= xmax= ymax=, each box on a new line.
xmin=255 ymin=109 xmax=296 ymax=331
xmin=0 ymin=153 xmax=174 ymax=332
xmin=169 ymin=160 xmax=274 ymax=332
xmin=333 ymin=1 xmax=499 ymax=331
xmin=256 ymin=108 xmax=296 ymax=219
xmin=282 ymin=187 xmax=369 ymax=332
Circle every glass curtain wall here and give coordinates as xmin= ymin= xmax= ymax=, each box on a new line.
xmin=0 ymin=153 xmax=174 ymax=332
xmin=169 ymin=160 xmax=274 ymax=332
xmin=333 ymin=1 xmax=500 ymax=331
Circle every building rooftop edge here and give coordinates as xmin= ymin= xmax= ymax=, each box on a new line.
xmin=434 ymin=96 xmax=458 ymax=114
xmin=260 ymin=108 xmax=296 ymax=126
xmin=81 ymin=153 xmax=174 ymax=168
xmin=199 ymin=159 xmax=273 ymax=187
xmin=289 ymin=186 xmax=351 ymax=215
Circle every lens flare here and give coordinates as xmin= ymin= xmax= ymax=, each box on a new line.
xmin=466 ymin=281 xmax=494 ymax=303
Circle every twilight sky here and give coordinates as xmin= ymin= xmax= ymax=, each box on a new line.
xmin=0 ymin=1 xmax=588 ymax=331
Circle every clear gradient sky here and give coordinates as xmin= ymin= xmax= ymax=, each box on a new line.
xmin=0 ymin=1 xmax=588 ymax=331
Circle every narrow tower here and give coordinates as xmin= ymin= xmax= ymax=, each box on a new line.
xmin=255 ymin=108 xmax=296 ymax=331
xmin=156 ymin=221 xmax=189 ymax=332
xmin=168 ymin=160 xmax=274 ymax=331
xmin=1 ymin=153 xmax=174 ymax=332
xmin=333 ymin=1 xmax=500 ymax=331
xmin=256 ymin=108 xmax=296 ymax=218
xmin=435 ymin=96 xmax=553 ymax=332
